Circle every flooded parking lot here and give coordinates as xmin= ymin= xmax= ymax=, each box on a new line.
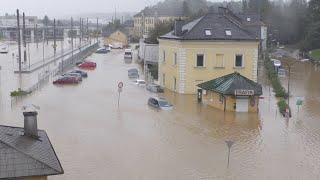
xmin=1 ymin=49 xmax=320 ymax=179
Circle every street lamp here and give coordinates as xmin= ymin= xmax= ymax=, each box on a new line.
xmin=225 ymin=140 xmax=234 ymax=168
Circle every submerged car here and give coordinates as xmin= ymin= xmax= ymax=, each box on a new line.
xmin=78 ymin=61 xmax=97 ymax=69
xmin=53 ymin=76 xmax=80 ymax=84
xmin=148 ymin=97 xmax=173 ymax=110
xmin=124 ymin=49 xmax=133 ymax=59
xmin=96 ymin=47 xmax=110 ymax=54
xmin=62 ymin=73 xmax=82 ymax=81
xmin=146 ymin=84 xmax=164 ymax=93
xmin=133 ymin=79 xmax=146 ymax=86
xmin=70 ymin=70 xmax=88 ymax=78
xmin=128 ymin=68 xmax=139 ymax=78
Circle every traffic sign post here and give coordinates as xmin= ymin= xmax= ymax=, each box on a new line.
xmin=117 ymin=82 xmax=123 ymax=108
xmin=225 ymin=140 xmax=235 ymax=168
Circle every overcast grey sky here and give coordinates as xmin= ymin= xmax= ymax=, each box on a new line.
xmin=2 ymin=0 xmax=218 ymax=18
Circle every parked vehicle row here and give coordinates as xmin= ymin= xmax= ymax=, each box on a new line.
xmin=53 ymin=61 xmax=94 ymax=85
xmin=78 ymin=61 xmax=97 ymax=69
xmin=127 ymin=67 xmax=171 ymax=110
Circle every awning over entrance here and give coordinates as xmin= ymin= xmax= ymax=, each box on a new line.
xmin=197 ymin=72 xmax=262 ymax=96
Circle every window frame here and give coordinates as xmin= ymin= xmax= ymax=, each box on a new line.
xmin=195 ymin=54 xmax=205 ymax=68
xmin=215 ymin=53 xmax=225 ymax=68
xmin=225 ymin=29 xmax=232 ymax=36
xmin=234 ymin=54 xmax=244 ymax=68
xmin=173 ymin=52 xmax=177 ymax=66
xmin=204 ymin=29 xmax=212 ymax=36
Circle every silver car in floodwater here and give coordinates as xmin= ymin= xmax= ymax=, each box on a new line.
xmin=148 ymin=97 xmax=173 ymax=110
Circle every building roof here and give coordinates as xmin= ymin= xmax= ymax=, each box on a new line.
xmin=134 ymin=3 xmax=184 ymax=18
xmin=0 ymin=125 xmax=63 ymax=179
xmin=197 ymin=72 xmax=262 ymax=96
xmin=102 ymin=28 xmax=129 ymax=38
xmin=159 ymin=11 xmax=261 ymax=41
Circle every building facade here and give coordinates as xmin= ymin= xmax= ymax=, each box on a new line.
xmin=158 ymin=9 xmax=261 ymax=95
xmin=103 ymin=30 xmax=128 ymax=47
xmin=197 ymin=72 xmax=262 ymax=112
xmin=133 ymin=5 xmax=186 ymax=38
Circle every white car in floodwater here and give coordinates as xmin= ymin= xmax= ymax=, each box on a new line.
xmin=133 ymin=79 xmax=146 ymax=86
xmin=0 ymin=44 xmax=9 ymax=54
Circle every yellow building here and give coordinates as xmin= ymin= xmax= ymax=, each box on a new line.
xmin=133 ymin=6 xmax=187 ymax=38
xmin=197 ymin=72 xmax=262 ymax=112
xmin=158 ymin=9 xmax=262 ymax=95
xmin=103 ymin=30 xmax=128 ymax=47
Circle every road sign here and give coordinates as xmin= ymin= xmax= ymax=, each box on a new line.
xmin=118 ymin=82 xmax=124 ymax=88
xmin=296 ymin=99 xmax=303 ymax=106
xmin=117 ymin=82 xmax=124 ymax=108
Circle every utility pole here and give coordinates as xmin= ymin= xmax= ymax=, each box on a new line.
xmin=53 ymin=19 xmax=57 ymax=63
xmin=79 ymin=18 xmax=82 ymax=47
xmin=86 ymin=18 xmax=89 ymax=42
xmin=71 ymin=17 xmax=74 ymax=64
xmin=22 ymin=12 xmax=27 ymax=63
xmin=16 ymin=9 xmax=22 ymax=74
xmin=96 ymin=18 xmax=98 ymax=43
xmin=35 ymin=24 xmax=39 ymax=48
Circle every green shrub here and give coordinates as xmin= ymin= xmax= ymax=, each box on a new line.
xmin=277 ymin=98 xmax=289 ymax=114
xmin=10 ymin=89 xmax=31 ymax=97
xmin=264 ymin=57 xmax=288 ymax=98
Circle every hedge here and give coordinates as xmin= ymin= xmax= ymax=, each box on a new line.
xmin=264 ymin=55 xmax=290 ymax=116
xmin=264 ymin=57 xmax=288 ymax=98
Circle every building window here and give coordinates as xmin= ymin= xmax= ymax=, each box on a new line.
xmin=205 ymin=29 xmax=212 ymax=36
xmin=215 ymin=54 xmax=224 ymax=68
xmin=173 ymin=77 xmax=177 ymax=91
xmin=173 ymin=52 xmax=177 ymax=65
xmin=235 ymin=54 xmax=243 ymax=67
xmin=196 ymin=54 xmax=204 ymax=67
xmin=162 ymin=73 xmax=166 ymax=86
xmin=163 ymin=50 xmax=166 ymax=62
xmin=225 ymin=29 xmax=232 ymax=36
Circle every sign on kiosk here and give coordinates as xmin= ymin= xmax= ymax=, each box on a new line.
xmin=235 ymin=89 xmax=254 ymax=96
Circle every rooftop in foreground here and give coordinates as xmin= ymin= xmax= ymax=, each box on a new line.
xmin=0 ymin=125 xmax=63 ymax=179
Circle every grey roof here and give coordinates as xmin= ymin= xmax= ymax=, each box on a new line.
xmin=159 ymin=13 xmax=261 ymax=41
xmin=197 ymin=72 xmax=262 ymax=96
xmin=134 ymin=2 xmax=184 ymax=17
xmin=0 ymin=125 xmax=63 ymax=179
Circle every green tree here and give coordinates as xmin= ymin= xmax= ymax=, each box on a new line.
xmin=146 ymin=21 xmax=173 ymax=44
xmin=43 ymin=15 xmax=50 ymax=26
xmin=308 ymin=0 xmax=320 ymax=23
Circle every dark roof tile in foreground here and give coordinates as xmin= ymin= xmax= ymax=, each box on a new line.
xmin=197 ymin=72 xmax=262 ymax=96
xmin=0 ymin=125 xmax=63 ymax=179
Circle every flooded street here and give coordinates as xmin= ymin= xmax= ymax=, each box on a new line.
xmin=1 ymin=49 xmax=320 ymax=179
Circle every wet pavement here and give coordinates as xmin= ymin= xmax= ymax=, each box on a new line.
xmin=0 ymin=48 xmax=320 ymax=179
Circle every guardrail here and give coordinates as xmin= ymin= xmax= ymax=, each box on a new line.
xmin=14 ymin=42 xmax=98 ymax=73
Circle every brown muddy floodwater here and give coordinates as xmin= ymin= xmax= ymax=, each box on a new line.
xmin=0 ymin=48 xmax=320 ymax=179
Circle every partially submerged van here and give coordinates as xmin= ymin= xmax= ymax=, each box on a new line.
xmin=124 ymin=49 xmax=133 ymax=59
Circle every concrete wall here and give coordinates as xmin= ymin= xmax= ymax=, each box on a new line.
xmin=159 ymin=39 xmax=259 ymax=94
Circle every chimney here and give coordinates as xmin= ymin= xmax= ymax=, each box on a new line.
xmin=218 ymin=7 xmax=227 ymax=15
xmin=174 ymin=20 xmax=184 ymax=36
xmin=23 ymin=111 xmax=38 ymax=138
